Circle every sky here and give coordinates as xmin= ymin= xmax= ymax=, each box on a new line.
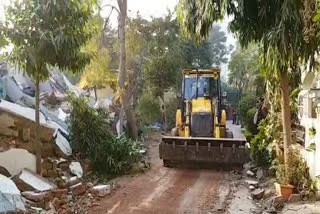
xmin=0 ymin=0 xmax=236 ymax=74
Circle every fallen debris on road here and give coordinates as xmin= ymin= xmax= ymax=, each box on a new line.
xmin=0 ymin=174 xmax=26 ymax=213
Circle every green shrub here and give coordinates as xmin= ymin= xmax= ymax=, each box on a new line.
xmin=250 ymin=122 xmax=272 ymax=166
xmin=239 ymin=95 xmax=257 ymax=133
xmin=244 ymin=130 xmax=254 ymax=142
xmin=246 ymin=108 xmax=258 ymax=134
xmin=69 ymin=94 xmax=144 ymax=175
xmin=272 ymin=150 xmax=312 ymax=192
xmin=250 ymin=113 xmax=281 ymax=166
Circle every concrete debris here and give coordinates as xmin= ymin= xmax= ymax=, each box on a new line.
xmin=21 ymin=191 xmax=51 ymax=202
xmin=70 ymin=183 xmax=86 ymax=196
xmin=0 ymin=76 xmax=24 ymax=102
xmin=256 ymin=168 xmax=266 ymax=180
xmin=0 ymin=148 xmax=36 ymax=176
xmin=0 ymin=166 xmax=10 ymax=177
xmin=246 ymin=170 xmax=255 ymax=177
xmin=13 ymin=168 xmax=56 ymax=192
xmin=252 ymin=188 xmax=265 ymax=200
xmin=55 ymin=130 xmax=72 ymax=157
xmin=0 ymin=99 xmax=47 ymax=126
xmin=91 ymin=184 xmax=111 ymax=197
xmin=0 ymin=99 xmax=55 ymax=142
xmin=86 ymin=182 xmax=94 ymax=189
xmin=58 ymin=108 xmax=68 ymax=122
xmin=249 ymin=185 xmax=255 ymax=191
xmin=52 ymin=197 xmax=61 ymax=210
xmin=63 ymin=75 xmax=83 ymax=97
xmin=288 ymin=194 xmax=301 ymax=203
xmin=272 ymin=195 xmax=285 ymax=207
xmin=67 ymin=176 xmax=81 ymax=187
xmin=263 ymin=189 xmax=273 ymax=199
xmin=243 ymin=162 xmax=257 ymax=170
xmin=0 ymin=174 xmax=26 ymax=213
xmin=245 ymin=180 xmax=259 ymax=187
xmin=69 ymin=162 xmax=83 ymax=178
xmin=52 ymin=188 xmax=68 ymax=198
xmin=55 ymin=177 xmax=68 ymax=189
xmin=41 ymin=158 xmax=71 ymax=179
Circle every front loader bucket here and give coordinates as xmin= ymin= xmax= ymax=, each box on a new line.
xmin=159 ymin=136 xmax=250 ymax=167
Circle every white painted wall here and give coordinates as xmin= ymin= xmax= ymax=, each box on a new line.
xmin=299 ymin=78 xmax=320 ymax=178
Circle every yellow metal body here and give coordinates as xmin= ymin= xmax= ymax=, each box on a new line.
xmin=175 ymin=69 xmax=227 ymax=138
xmin=191 ymin=97 xmax=211 ymax=113
xmin=160 ymin=68 xmax=250 ymax=166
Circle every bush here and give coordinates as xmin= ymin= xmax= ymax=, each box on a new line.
xmin=246 ymin=108 xmax=257 ymax=133
xmin=272 ymin=150 xmax=312 ymax=192
xmin=69 ymin=94 xmax=144 ymax=175
xmin=239 ymin=95 xmax=257 ymax=133
xmin=250 ymin=113 xmax=281 ymax=166
xmin=250 ymin=121 xmax=272 ymax=166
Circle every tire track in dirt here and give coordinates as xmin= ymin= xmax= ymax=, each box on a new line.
xmin=179 ymin=170 xmax=223 ymax=214
xmin=90 ymin=137 xmax=225 ymax=214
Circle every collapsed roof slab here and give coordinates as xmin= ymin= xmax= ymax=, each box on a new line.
xmin=0 ymin=174 xmax=26 ymax=213
xmin=0 ymin=148 xmax=36 ymax=176
xmin=13 ymin=168 xmax=56 ymax=192
xmin=0 ymin=100 xmax=55 ymax=142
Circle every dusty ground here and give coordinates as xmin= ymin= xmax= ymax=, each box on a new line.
xmin=90 ymin=123 xmax=256 ymax=214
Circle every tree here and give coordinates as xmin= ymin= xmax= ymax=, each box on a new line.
xmin=177 ymin=0 xmax=320 ymax=182
xmin=1 ymin=0 xmax=94 ymax=173
xmin=139 ymin=12 xmax=229 ymax=129
xmin=228 ymin=44 xmax=262 ymax=98
xmin=79 ymin=16 xmax=116 ymax=99
xmin=116 ymin=0 xmax=128 ymax=137
xmin=208 ymin=25 xmax=232 ymax=66
xmin=141 ymin=14 xmax=185 ymax=130
xmin=101 ymin=0 xmax=138 ymax=139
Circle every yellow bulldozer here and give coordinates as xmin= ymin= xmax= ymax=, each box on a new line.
xmin=159 ymin=68 xmax=249 ymax=167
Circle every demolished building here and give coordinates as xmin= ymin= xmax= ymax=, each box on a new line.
xmin=0 ymin=62 xmax=117 ymax=213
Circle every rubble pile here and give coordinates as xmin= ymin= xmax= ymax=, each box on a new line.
xmin=0 ymin=63 xmax=115 ymax=213
xmin=242 ymin=162 xmax=303 ymax=213
xmin=0 ymin=158 xmax=114 ymax=213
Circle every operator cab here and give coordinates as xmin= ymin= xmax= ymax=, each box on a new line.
xmin=184 ymin=76 xmax=219 ymax=100
xmin=182 ymin=68 xmax=221 ymax=101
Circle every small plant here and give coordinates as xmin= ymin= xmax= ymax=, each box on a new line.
xmin=306 ymin=142 xmax=316 ymax=152
xmin=271 ymin=149 xmax=312 ymax=191
xmin=310 ymin=179 xmax=318 ymax=194
xmin=309 ymin=127 xmax=316 ymax=137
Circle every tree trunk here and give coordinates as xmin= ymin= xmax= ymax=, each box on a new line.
xmin=280 ymin=71 xmax=292 ymax=182
xmin=126 ymin=107 xmax=138 ymax=139
xmin=117 ymin=0 xmax=138 ymax=139
xmin=35 ymin=78 xmax=41 ymax=174
xmin=117 ymin=0 xmax=127 ymax=135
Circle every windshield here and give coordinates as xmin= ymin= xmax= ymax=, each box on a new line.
xmin=184 ymin=77 xmax=218 ymax=100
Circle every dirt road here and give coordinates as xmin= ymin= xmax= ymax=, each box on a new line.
xmin=90 ymin=124 xmax=254 ymax=214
